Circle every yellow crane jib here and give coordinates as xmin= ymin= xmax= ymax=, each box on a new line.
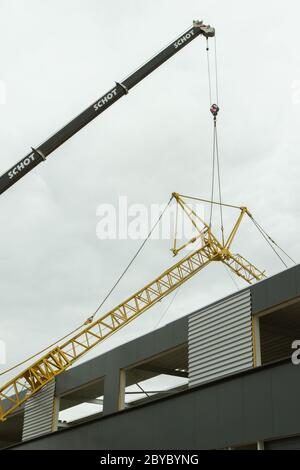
xmin=0 ymin=193 xmax=265 ymax=422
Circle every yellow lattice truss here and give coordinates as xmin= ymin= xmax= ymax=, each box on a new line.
xmin=0 ymin=192 xmax=265 ymax=421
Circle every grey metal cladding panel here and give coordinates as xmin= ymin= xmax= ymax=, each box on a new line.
xmin=189 ymin=303 xmax=251 ymax=332
xmin=194 ymin=386 xmax=219 ymax=449
xmin=190 ymin=291 xmax=250 ymax=317
xmin=11 ymin=361 xmax=300 ymax=450
xmin=190 ymin=345 xmax=253 ymax=373
xmin=108 ymin=406 xmax=157 ymax=450
xmin=22 ymin=380 xmax=55 ymax=441
xmin=189 ymin=330 xmax=252 ymax=361
xmin=243 ymin=369 xmax=273 ymax=441
xmin=188 ymin=290 xmax=253 ymax=386
xmin=189 ymin=359 xmax=253 ymax=387
xmin=189 ymin=304 xmax=250 ymax=333
xmin=270 ymin=361 xmax=300 ymax=437
xmin=152 ymin=393 xmax=197 ymax=449
xmin=216 ymin=378 xmax=244 ymax=448
xmin=251 ymin=264 xmax=300 ymax=314
xmin=189 ymin=295 xmax=250 ymax=329
xmin=189 ymin=325 xmax=252 ymax=358
xmin=189 ymin=315 xmax=251 ymax=343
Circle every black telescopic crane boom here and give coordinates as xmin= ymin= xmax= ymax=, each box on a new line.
xmin=0 ymin=20 xmax=214 ymax=195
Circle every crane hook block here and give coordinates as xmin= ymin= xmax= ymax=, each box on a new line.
xmin=210 ymin=103 xmax=219 ymax=117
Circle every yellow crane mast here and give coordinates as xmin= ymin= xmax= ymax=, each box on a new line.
xmin=0 ymin=194 xmax=265 ymax=421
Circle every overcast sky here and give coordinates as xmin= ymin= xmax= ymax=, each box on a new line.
xmin=0 ymin=0 xmax=299 ymax=385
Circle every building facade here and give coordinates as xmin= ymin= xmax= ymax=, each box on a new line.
xmin=1 ymin=265 xmax=300 ymax=450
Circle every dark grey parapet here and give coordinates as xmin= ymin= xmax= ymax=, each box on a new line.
xmin=251 ymin=264 xmax=300 ymax=314
xmin=10 ymin=359 xmax=300 ymax=450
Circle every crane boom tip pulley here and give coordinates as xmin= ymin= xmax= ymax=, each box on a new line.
xmin=193 ymin=20 xmax=215 ymax=37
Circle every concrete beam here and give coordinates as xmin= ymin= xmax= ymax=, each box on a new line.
xmin=136 ymin=365 xmax=188 ymax=378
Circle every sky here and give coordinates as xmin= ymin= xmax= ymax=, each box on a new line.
xmin=0 ymin=0 xmax=300 ymax=398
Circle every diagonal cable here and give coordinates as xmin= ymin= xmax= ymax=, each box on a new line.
xmin=89 ymin=195 xmax=174 ymax=321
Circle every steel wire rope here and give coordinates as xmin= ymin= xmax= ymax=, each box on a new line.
xmin=0 ymin=197 xmax=173 ymax=377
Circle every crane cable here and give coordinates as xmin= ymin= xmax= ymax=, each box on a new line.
xmin=0 ymin=196 xmax=173 ymax=377
xmin=206 ymin=38 xmax=213 ymax=105
xmin=206 ymin=38 xmax=295 ymax=270
xmin=87 ymin=195 xmax=173 ymax=323
xmin=0 ymin=324 xmax=85 ymax=377
xmin=206 ymin=37 xmax=224 ymax=244
xmin=153 ymin=286 xmax=181 ymax=330
xmin=152 ymin=235 xmax=207 ymax=330
xmin=205 ymin=37 xmax=295 ymax=270
xmin=214 ymin=36 xmax=220 ymax=105
xmin=248 ymin=214 xmax=296 ymax=268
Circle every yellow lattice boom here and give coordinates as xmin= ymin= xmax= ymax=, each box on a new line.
xmin=0 ymin=194 xmax=265 ymax=421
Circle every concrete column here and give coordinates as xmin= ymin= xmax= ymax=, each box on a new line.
xmin=103 ymin=368 xmax=126 ymax=415
xmin=252 ymin=315 xmax=262 ymax=367
xmin=257 ymin=440 xmax=264 ymax=450
xmin=52 ymin=396 xmax=60 ymax=432
xmin=118 ymin=369 xmax=126 ymax=411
